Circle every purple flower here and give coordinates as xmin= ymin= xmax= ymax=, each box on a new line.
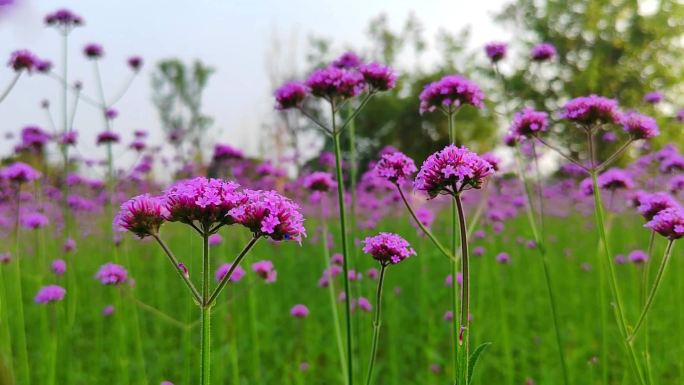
xmin=510 ymin=107 xmax=548 ymax=138
xmin=59 ymin=130 xmax=78 ymax=146
xmin=114 ymin=194 xmax=168 ymax=238
xmin=411 ymin=208 xmax=435 ymax=233
xmin=645 ymin=207 xmax=684 ymax=240
xmin=374 ymin=151 xmax=417 ymax=184
xmin=290 ymin=304 xmax=310 ymax=318
xmin=621 ymin=112 xmax=659 ymax=140
xmin=212 ymin=144 xmax=244 ymax=161
xmin=96 ymin=131 xmax=120 ymax=145
xmin=484 ymin=42 xmax=507 ymax=62
xmin=252 ymin=260 xmax=277 ymax=283
xmin=21 ymin=212 xmax=49 ymax=229
xmin=332 ymin=52 xmax=362 ymax=69
xmin=480 ymin=152 xmax=501 ymax=172
xmin=35 ymin=285 xmax=66 ymax=304
xmin=677 ymin=108 xmax=684 ymax=122
xmin=560 ymin=95 xmax=622 ymax=126
xmin=305 ymin=67 xmax=365 ymax=101
xmin=96 ymin=263 xmax=128 ymax=285
xmin=129 ymin=140 xmax=146 ymax=152
xmin=102 ymin=305 xmax=115 ymax=316
xmin=0 ymin=252 xmax=11 ymax=264
xmin=0 ymin=162 xmax=41 ymax=183
xmin=414 ymin=145 xmax=494 ymax=198
xmin=602 ymin=131 xmax=618 ymax=142
xmin=355 ymin=297 xmax=372 ymax=312
xmin=229 ymin=190 xmax=306 ymax=242
xmin=127 ymin=56 xmax=143 ymax=71
xmin=362 ymin=232 xmax=416 ymax=265
xmin=164 ymin=177 xmax=242 ymax=225
xmin=358 ymin=62 xmax=397 ymax=91
xmin=45 ymin=9 xmax=83 ymax=27
xmin=35 ymin=59 xmax=52 ymax=73
xmin=628 ymin=250 xmax=649 ymax=264
xmin=445 ymin=272 xmax=462 ymax=287
xmin=598 ymin=168 xmax=635 ymax=191
xmin=275 ymin=81 xmax=308 ymax=110
xmin=531 ymin=43 xmax=556 ymax=61
xmin=637 ymin=192 xmax=678 ymax=221
xmin=20 ymin=125 xmax=51 ymax=151
xmin=215 ymin=263 xmax=246 ymax=282
xmin=643 ymin=91 xmax=663 ymax=104
xmin=496 ymin=252 xmax=511 ymax=264
xmin=418 ymin=75 xmax=485 ymax=114
xmin=303 ymin=171 xmax=336 ymax=192
xmin=51 ymin=259 xmax=66 ymax=276
xmin=8 ymin=50 xmax=37 ymax=73
xmin=208 ymin=233 xmax=223 ymax=246
xmin=473 ymin=246 xmax=485 ymax=256
xmin=83 ymin=43 xmax=104 ymax=59
xmin=670 ymin=176 xmax=684 ymax=194
xmin=63 ymin=238 xmax=76 ymax=253
xmin=615 ymin=254 xmax=627 ymax=264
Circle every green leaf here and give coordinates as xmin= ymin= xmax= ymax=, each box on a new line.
xmin=467 ymin=342 xmax=491 ymax=384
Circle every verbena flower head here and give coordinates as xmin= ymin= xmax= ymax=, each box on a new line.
xmin=8 ymin=50 xmax=37 ymax=73
xmin=275 ymin=81 xmax=308 ymax=110
xmin=598 ymin=168 xmax=635 ymax=191
xmin=96 ymin=131 xmax=120 ymax=145
xmin=305 ymin=67 xmax=365 ymax=102
xmin=303 ymin=171 xmax=336 ymax=192
xmin=208 ymin=233 xmax=222 ymax=246
xmin=83 ymin=43 xmax=104 ymax=59
xmin=251 ymin=260 xmax=277 ymax=283
xmin=510 ymin=107 xmax=548 ymax=138
xmin=560 ymin=95 xmax=622 ymax=126
xmin=332 ymin=51 xmax=362 ymax=69
xmin=374 ymin=151 xmax=417 ymax=184
xmin=51 ymin=259 xmax=66 ymax=276
xmin=415 ymin=145 xmax=494 ymax=198
xmin=35 ymin=285 xmax=66 ymax=304
xmin=643 ymin=91 xmax=663 ymax=104
xmin=480 ymin=152 xmax=501 ymax=172
xmin=637 ymin=192 xmax=678 ymax=221
xmin=22 ymin=212 xmax=49 ymax=229
xmin=35 ymin=59 xmax=52 ymax=73
xmin=290 ymin=304 xmax=310 ymax=318
xmin=215 ymin=263 xmax=246 ymax=282
xmin=484 ymin=42 xmax=507 ymax=62
xmin=127 ymin=56 xmax=143 ymax=71
xmin=212 ymin=143 xmax=244 ymax=161
xmin=228 ymin=189 xmax=306 ymax=242
xmin=645 ymin=206 xmax=684 ymax=240
xmin=358 ymin=62 xmax=397 ymax=91
xmin=531 ymin=43 xmax=556 ymax=61
xmin=114 ymin=194 xmax=168 ymax=238
xmin=628 ymin=250 xmax=649 ymax=264
xmin=0 ymin=162 xmax=41 ymax=183
xmin=621 ymin=111 xmax=659 ymax=140
xmin=20 ymin=125 xmax=51 ymax=152
xmin=164 ymin=177 xmax=242 ymax=226
xmin=363 ymin=232 xmax=416 ymax=265
xmin=419 ymin=75 xmax=485 ymax=114
xmin=45 ymin=8 xmax=83 ymax=28
xmin=96 ymin=263 xmax=128 ymax=285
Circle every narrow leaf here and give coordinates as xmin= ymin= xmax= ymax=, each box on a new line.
xmin=467 ymin=342 xmax=492 ymax=384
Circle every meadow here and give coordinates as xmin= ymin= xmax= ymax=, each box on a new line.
xmin=1 ymin=6 xmax=684 ymax=385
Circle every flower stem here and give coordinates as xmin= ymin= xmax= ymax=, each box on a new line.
xmin=0 ymin=72 xmax=21 ymax=104
xmin=11 ymin=188 xmax=30 ymax=385
xmin=332 ymin=100 xmax=355 ymax=385
xmin=200 ymin=231 xmax=211 ymax=385
xmin=629 ymin=239 xmax=676 ymax=343
xmin=207 ymin=236 xmax=259 ymax=306
xmin=365 ymin=264 xmax=387 ymax=385
xmin=447 ymin=110 xmax=460 ymax=384
xmin=455 ymin=194 xmax=470 ymax=385
xmin=152 ymin=234 xmax=202 ymax=303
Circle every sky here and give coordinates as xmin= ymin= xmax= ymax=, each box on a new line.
xmin=0 ymin=0 xmax=508 ymax=167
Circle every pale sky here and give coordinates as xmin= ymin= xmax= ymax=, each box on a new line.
xmin=0 ymin=0 xmax=508 ymax=166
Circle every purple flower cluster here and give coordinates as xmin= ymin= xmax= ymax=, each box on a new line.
xmin=164 ymin=177 xmax=242 ymax=225
xmin=114 ymin=194 xmax=169 ymax=238
xmin=0 ymin=162 xmax=41 ymax=183
xmin=252 ymin=260 xmax=277 ymax=283
xmin=636 ymin=192 xmax=678 ymax=220
xmin=8 ymin=50 xmax=37 ymax=73
xmin=363 ymin=232 xmax=416 ymax=265
xmin=373 ymin=151 xmax=417 ymax=184
xmin=531 ymin=43 xmax=557 ymax=61
xmin=21 ymin=212 xmax=49 ymax=229
xmin=415 ymin=145 xmax=494 ymax=198
xmin=290 ymin=304 xmax=310 ymax=318
xmin=228 ymin=189 xmax=306 ymax=242
xmin=96 ymin=131 xmax=120 ymax=145
xmin=485 ymin=42 xmax=507 ymax=62
xmin=643 ymin=91 xmax=663 ymax=104
xmin=212 ymin=143 xmax=244 ymax=161
xmin=305 ymin=67 xmax=365 ymax=101
xmin=35 ymin=285 xmax=66 ymax=304
xmin=44 ymin=8 xmax=83 ymax=27
xmin=332 ymin=52 xmax=362 ymax=69
xmin=418 ymin=75 xmax=485 ymax=114
xmin=215 ymin=263 xmax=246 ymax=282
xmin=274 ymin=82 xmax=308 ymax=110
xmin=645 ymin=207 xmax=684 ymax=240
xmin=560 ymin=95 xmax=622 ymax=126
xmin=127 ymin=56 xmax=143 ymax=71
xmin=621 ymin=112 xmax=659 ymax=140
xmin=303 ymin=171 xmax=336 ymax=192
xmin=19 ymin=125 xmax=51 ymax=152
xmin=358 ymin=62 xmax=397 ymax=92
xmin=509 ymin=107 xmax=549 ymax=138
xmin=83 ymin=43 xmax=104 ymax=59
xmin=96 ymin=263 xmax=129 ymax=285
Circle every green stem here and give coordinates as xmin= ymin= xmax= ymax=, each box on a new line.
xmin=207 ymin=236 xmax=259 ymax=306
xmin=455 ymin=194 xmax=469 ymax=385
xmin=447 ymin=110 xmax=460 ymax=384
xmin=152 ymin=234 xmax=202 ymax=303
xmin=0 ymin=72 xmax=21 ymax=104
xmin=629 ymin=240 xmax=676 ymax=343
xmin=11 ymin=189 xmax=30 ymax=385
xmin=200 ymin=231 xmax=211 ymax=385
xmin=364 ymin=264 xmax=387 ymax=385
xmin=332 ymin=100 xmax=354 ymax=385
